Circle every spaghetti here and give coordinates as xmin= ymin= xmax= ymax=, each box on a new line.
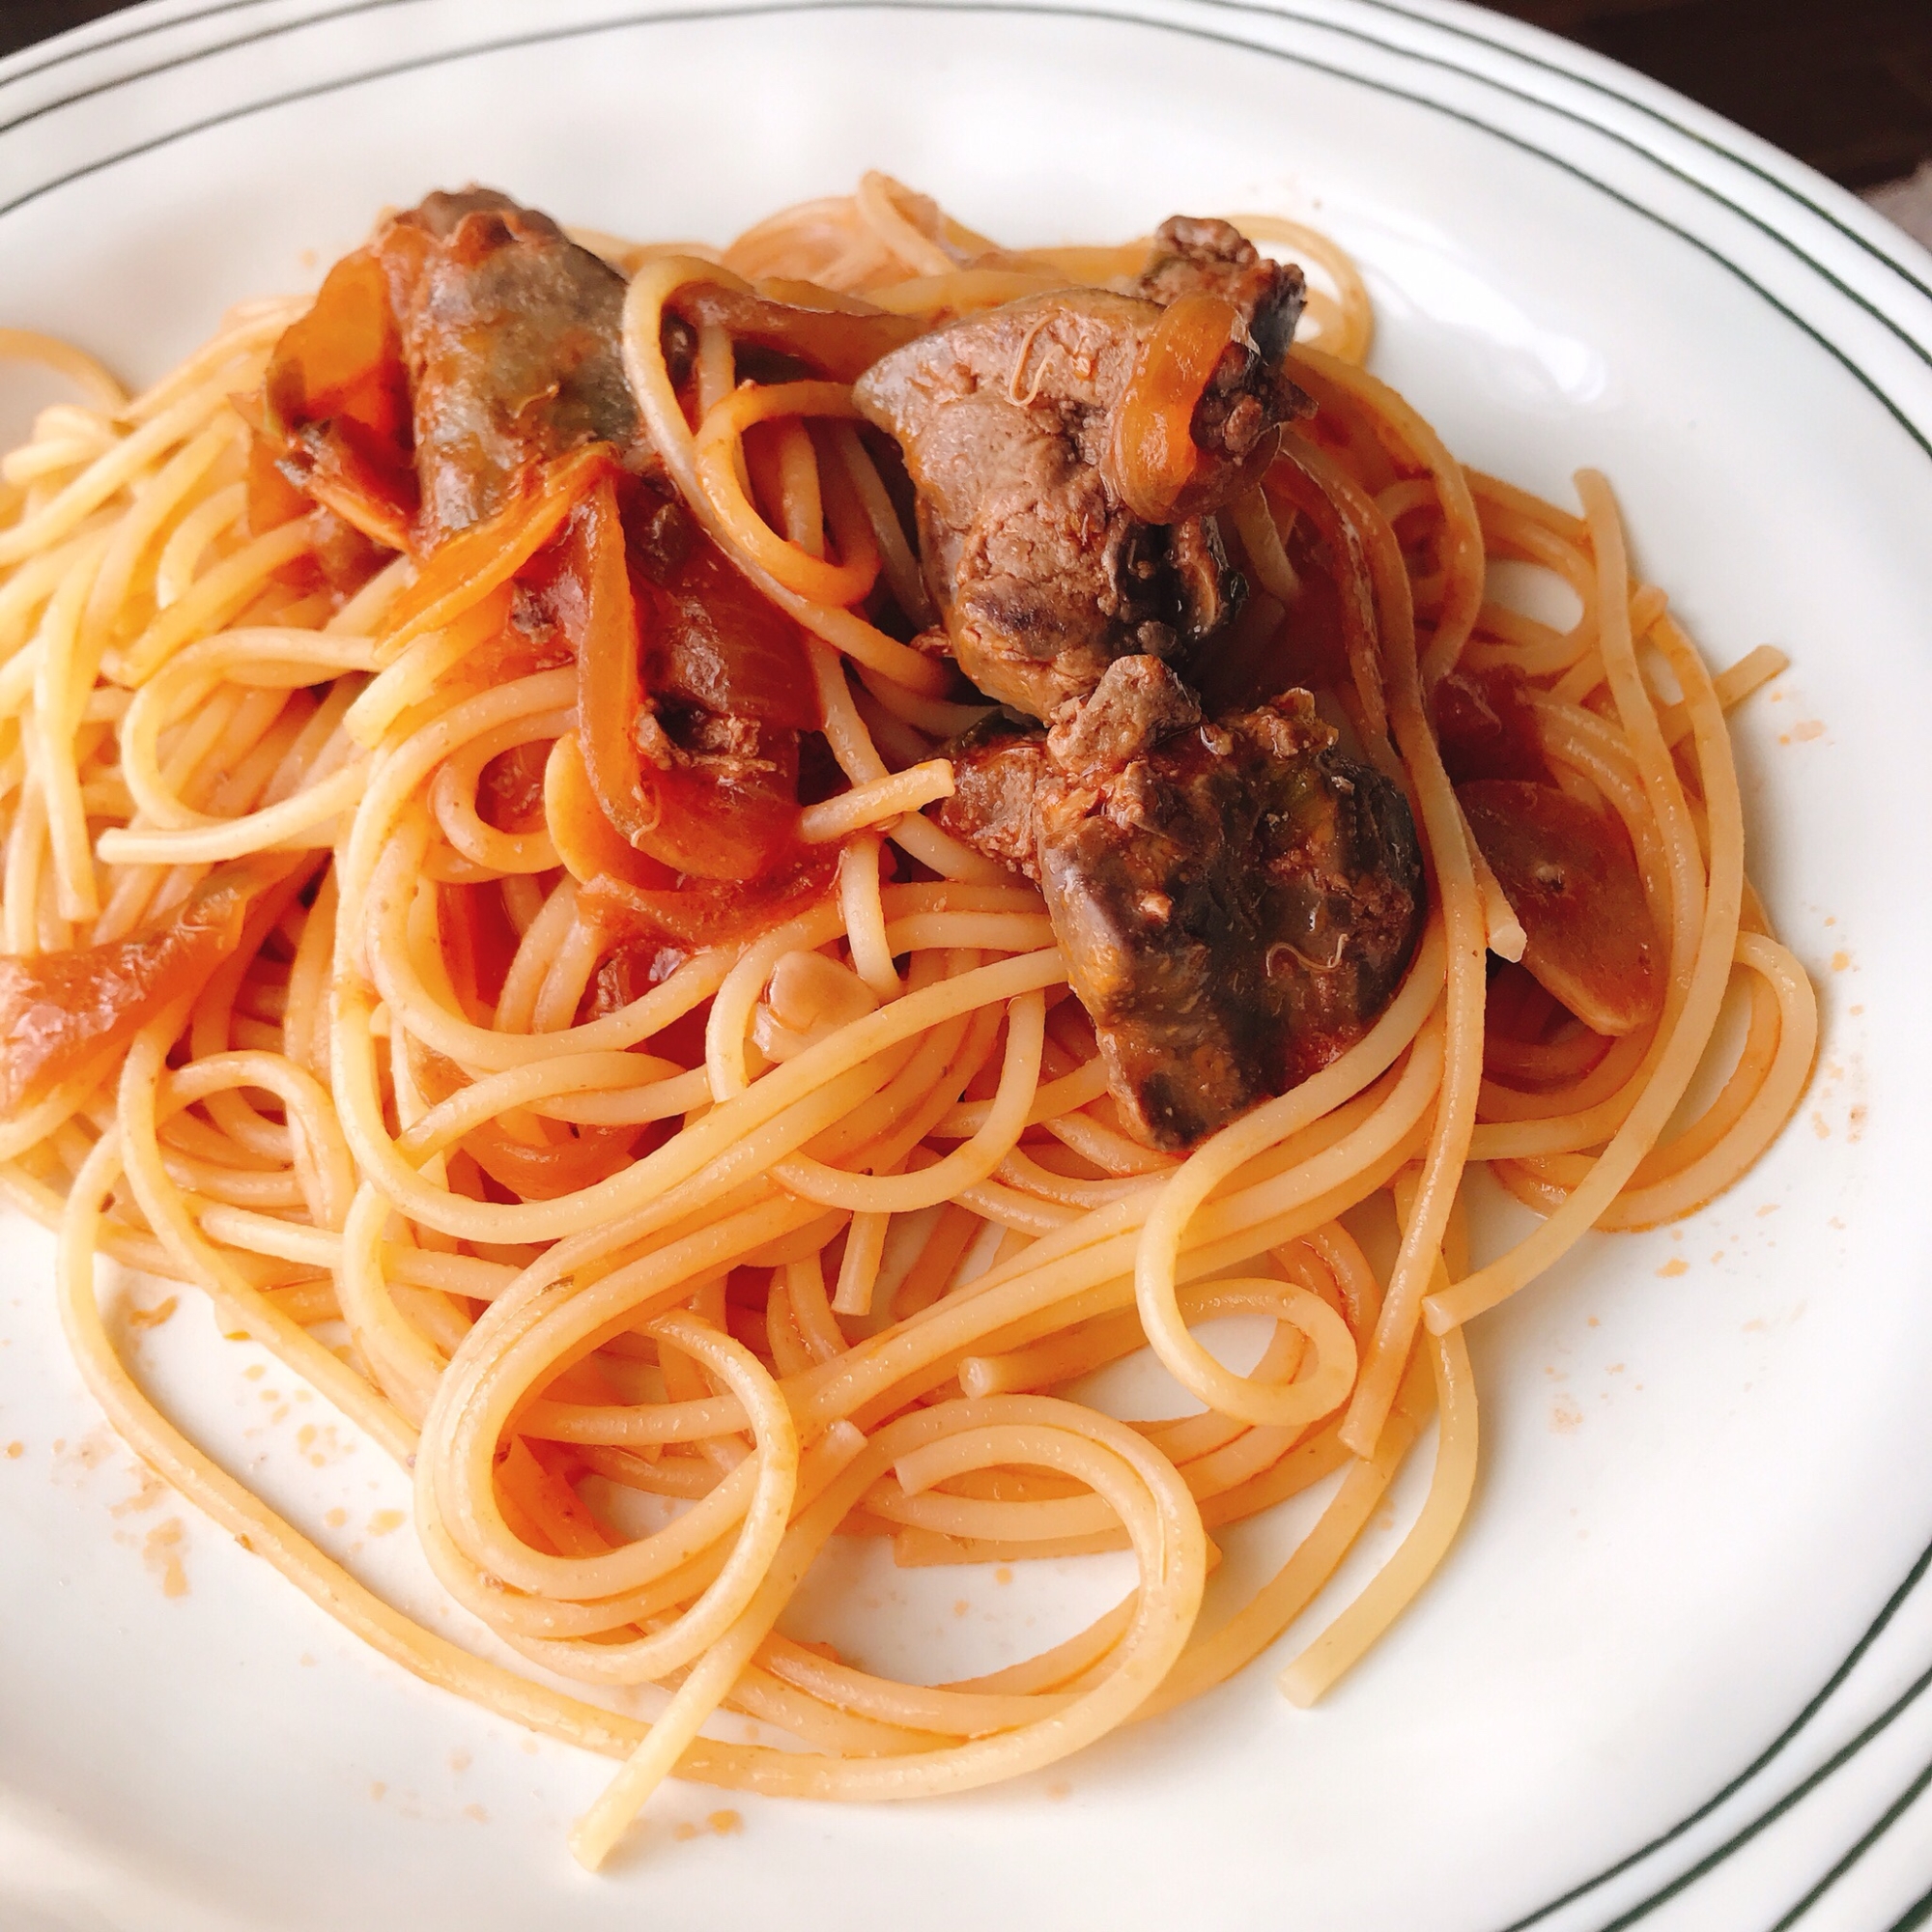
xmin=0 ymin=172 xmax=1814 ymax=1869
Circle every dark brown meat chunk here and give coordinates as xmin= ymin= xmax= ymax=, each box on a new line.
xmin=375 ymin=188 xmax=649 ymax=544
xmin=853 ymin=239 xmax=1307 ymax=720
xmin=941 ymin=663 xmax=1425 ymax=1148
xmin=1131 ymin=216 xmax=1304 ymax=361
xmin=1046 ymin=651 xmax=1203 ymax=775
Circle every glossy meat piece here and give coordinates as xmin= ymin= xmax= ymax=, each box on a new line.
xmin=1131 ymin=216 xmax=1304 ymax=362
xmin=626 ymin=488 xmax=819 ymax=734
xmin=1046 ymin=650 xmax=1202 ymax=776
xmin=373 ymin=189 xmax=648 ymax=545
xmin=941 ymin=666 xmax=1425 ymax=1148
xmin=852 ymin=240 xmax=1307 ymax=719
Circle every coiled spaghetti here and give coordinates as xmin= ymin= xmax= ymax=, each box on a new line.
xmin=0 ymin=175 xmax=1814 ymax=1868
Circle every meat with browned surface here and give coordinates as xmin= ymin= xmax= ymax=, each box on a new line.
xmin=1131 ymin=215 xmax=1306 ymax=363
xmin=942 ymin=661 xmax=1425 ymax=1149
xmin=852 ymin=228 xmax=1308 ymax=720
xmin=373 ymin=188 xmax=650 ymax=545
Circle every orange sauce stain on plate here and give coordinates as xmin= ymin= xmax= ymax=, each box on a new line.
xmin=143 ymin=1519 xmax=188 ymax=1598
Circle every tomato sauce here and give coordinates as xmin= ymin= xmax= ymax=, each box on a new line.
xmin=0 ymin=865 xmax=289 ymax=1117
xmin=1433 ymin=668 xmax=1552 ymax=786
xmin=1459 ymin=778 xmax=1662 ymax=1037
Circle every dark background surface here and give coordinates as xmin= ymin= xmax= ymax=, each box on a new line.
xmin=3 ymin=0 xmax=1930 ymax=193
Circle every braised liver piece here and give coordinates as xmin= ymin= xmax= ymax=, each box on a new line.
xmin=941 ymin=660 xmax=1425 ymax=1149
xmin=1130 ymin=215 xmax=1307 ymax=364
xmin=852 ymin=224 xmax=1308 ymax=720
xmin=374 ymin=189 xmax=650 ymax=544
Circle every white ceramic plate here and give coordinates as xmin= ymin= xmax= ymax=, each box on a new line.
xmin=3 ymin=4 xmax=1932 ymax=1928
